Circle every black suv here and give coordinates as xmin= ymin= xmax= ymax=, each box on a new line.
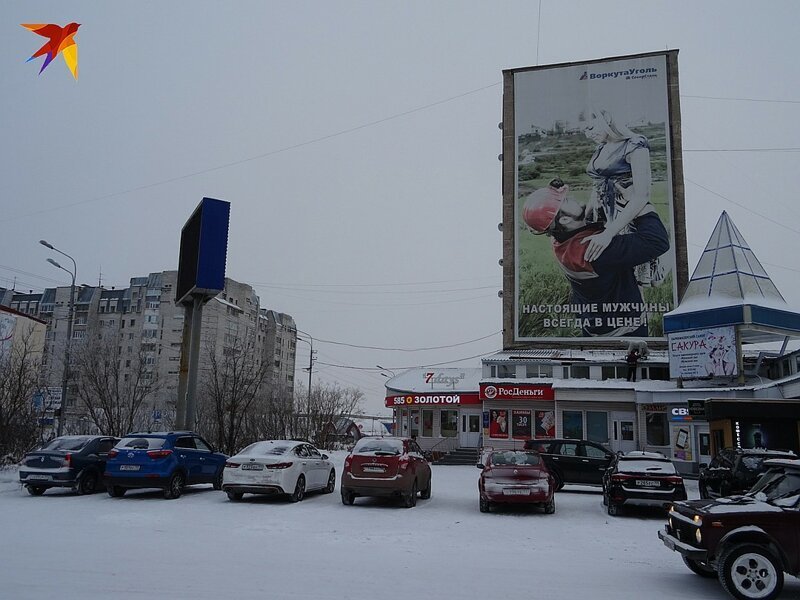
xmin=659 ymin=458 xmax=800 ymax=600
xmin=699 ymin=448 xmax=797 ymax=499
xmin=19 ymin=435 xmax=119 ymax=495
xmin=523 ymin=439 xmax=615 ymax=489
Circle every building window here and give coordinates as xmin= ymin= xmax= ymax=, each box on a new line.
xmin=497 ymin=364 xmax=515 ymax=378
xmin=440 ymin=410 xmax=458 ymax=437
xmin=562 ymin=410 xmax=583 ymax=439
xmin=645 ymin=411 xmax=669 ymax=446
xmin=586 ymin=411 xmax=608 ymax=443
xmin=526 ymin=364 xmax=553 ymax=378
xmin=601 ymin=366 xmax=625 ymax=380
xmin=421 ymin=410 xmax=433 ymax=437
xmin=570 ymin=365 xmax=590 ymax=379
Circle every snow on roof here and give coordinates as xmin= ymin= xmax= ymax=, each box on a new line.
xmin=384 ymin=368 xmax=483 ymax=394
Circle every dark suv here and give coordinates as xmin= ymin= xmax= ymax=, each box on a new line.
xmin=659 ymin=458 xmax=800 ymax=600
xmin=699 ymin=448 xmax=797 ymax=499
xmin=104 ymin=431 xmax=228 ymax=499
xmin=523 ymin=439 xmax=615 ymax=489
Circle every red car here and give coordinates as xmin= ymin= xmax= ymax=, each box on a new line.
xmin=341 ymin=437 xmax=432 ymax=508
xmin=478 ymin=450 xmax=556 ymax=514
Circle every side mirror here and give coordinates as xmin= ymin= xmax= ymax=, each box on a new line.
xmin=322 ymin=454 xmax=329 ymax=460
xmin=476 ymin=463 xmax=485 ymax=469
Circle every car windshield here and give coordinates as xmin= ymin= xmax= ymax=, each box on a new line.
xmin=748 ymin=470 xmax=800 ymax=506
xmin=491 ymin=451 xmax=540 ymax=466
xmin=116 ymin=437 xmax=166 ymax=450
xmin=239 ymin=441 xmax=291 ymax=456
xmin=353 ymin=438 xmax=403 ymax=456
xmin=40 ymin=436 xmax=92 ymax=451
xmin=617 ymin=459 xmax=676 ymax=475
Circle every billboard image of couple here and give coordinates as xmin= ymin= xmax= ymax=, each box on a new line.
xmin=508 ymin=51 xmax=684 ymax=342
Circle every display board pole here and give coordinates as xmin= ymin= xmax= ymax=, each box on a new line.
xmin=185 ymin=296 xmax=204 ymax=430
xmin=174 ymin=301 xmax=193 ymax=429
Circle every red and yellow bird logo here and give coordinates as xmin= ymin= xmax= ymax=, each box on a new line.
xmin=21 ymin=22 xmax=81 ymax=80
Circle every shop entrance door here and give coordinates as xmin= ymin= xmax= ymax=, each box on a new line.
xmin=696 ymin=425 xmax=712 ymax=466
xmin=610 ymin=412 xmax=637 ymax=454
xmin=459 ymin=410 xmax=482 ymax=448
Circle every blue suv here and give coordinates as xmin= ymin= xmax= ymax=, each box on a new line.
xmin=104 ymin=431 xmax=228 ymax=499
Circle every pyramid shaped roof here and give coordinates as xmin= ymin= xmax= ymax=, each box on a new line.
xmin=664 ymin=212 xmax=800 ymax=342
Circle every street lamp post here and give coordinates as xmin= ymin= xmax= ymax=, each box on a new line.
xmin=295 ymin=333 xmax=315 ymax=437
xmin=41 ymin=240 xmax=77 ymax=438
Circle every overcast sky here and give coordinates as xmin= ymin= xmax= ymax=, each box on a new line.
xmin=2 ymin=1 xmax=799 ymax=416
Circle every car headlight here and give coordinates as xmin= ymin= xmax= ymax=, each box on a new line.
xmin=692 ymin=515 xmax=703 ymax=527
xmin=695 ymin=528 xmax=702 ymax=544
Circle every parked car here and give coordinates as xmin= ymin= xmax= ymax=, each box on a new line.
xmin=523 ymin=438 xmax=615 ymax=489
xmin=19 ymin=435 xmax=118 ymax=496
xmin=104 ymin=431 xmax=228 ymax=499
xmin=699 ymin=447 xmax=797 ymax=499
xmin=602 ymin=451 xmax=687 ymax=516
xmin=222 ymin=440 xmax=336 ymax=502
xmin=659 ymin=458 xmax=800 ymax=600
xmin=340 ymin=437 xmax=431 ymax=508
xmin=477 ymin=450 xmax=555 ymax=514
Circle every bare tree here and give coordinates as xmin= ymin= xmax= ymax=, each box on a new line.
xmin=71 ymin=329 xmax=160 ymax=437
xmin=298 ymin=382 xmax=364 ymax=449
xmin=0 ymin=326 xmax=45 ymax=460
xmin=198 ymin=330 xmax=269 ymax=455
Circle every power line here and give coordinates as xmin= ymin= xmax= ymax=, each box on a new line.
xmin=316 ymin=348 xmax=501 ymax=372
xmin=684 ymin=148 xmax=800 ymax=153
xmin=252 ymin=282 xmax=499 ymax=296
xmin=681 ymin=94 xmax=800 ymax=104
xmin=249 ymin=276 xmax=498 ymax=289
xmin=312 ymin=330 xmax=501 ymax=352
xmin=2 ymin=82 xmax=501 ymax=224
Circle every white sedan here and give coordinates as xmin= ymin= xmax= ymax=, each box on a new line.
xmin=222 ymin=440 xmax=336 ymax=502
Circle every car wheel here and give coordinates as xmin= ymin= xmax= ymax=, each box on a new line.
xmin=607 ymin=502 xmax=619 ymax=516
xmin=403 ymin=480 xmax=418 ymax=508
xmin=341 ymin=489 xmax=355 ymax=505
xmin=26 ymin=485 xmax=46 ymax=496
xmin=226 ymin=491 xmax=243 ymax=502
xmin=213 ymin=468 xmax=223 ymax=491
xmin=718 ymin=544 xmax=784 ymax=600
xmin=420 ymin=477 xmax=431 ymax=500
xmin=552 ymin=472 xmax=564 ymax=491
xmin=77 ymin=470 xmax=98 ymax=495
xmin=479 ymin=496 xmax=490 ymax=513
xmin=323 ymin=470 xmax=336 ymax=494
xmin=164 ymin=472 xmax=185 ymax=500
xmin=290 ymin=475 xmax=305 ymax=502
xmin=107 ymin=486 xmax=126 ymax=498
xmin=682 ymin=556 xmax=717 ymax=578
xmin=544 ymin=498 xmax=556 ymax=514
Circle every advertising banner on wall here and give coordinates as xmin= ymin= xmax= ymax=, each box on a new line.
xmin=488 ymin=409 xmax=509 ymax=439
xmin=511 ymin=410 xmax=532 ymax=439
xmin=506 ymin=51 xmax=683 ymax=344
xmin=535 ymin=410 xmax=556 ymax=438
xmin=668 ymin=325 xmax=737 ymax=379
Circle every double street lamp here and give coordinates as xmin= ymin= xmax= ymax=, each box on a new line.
xmin=40 ymin=240 xmax=77 ymax=437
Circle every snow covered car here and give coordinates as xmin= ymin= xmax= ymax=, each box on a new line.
xmin=222 ymin=440 xmax=336 ymax=502
xmin=477 ymin=450 xmax=555 ymax=514
xmin=104 ymin=432 xmax=227 ymax=499
xmin=602 ymin=451 xmax=686 ymax=516
xmin=19 ymin=435 xmax=118 ymax=495
xmin=699 ymin=447 xmax=797 ymax=499
xmin=659 ymin=458 xmax=800 ymax=600
xmin=340 ymin=437 xmax=431 ymax=508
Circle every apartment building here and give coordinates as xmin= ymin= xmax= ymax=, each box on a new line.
xmin=2 ymin=271 xmax=297 ymax=432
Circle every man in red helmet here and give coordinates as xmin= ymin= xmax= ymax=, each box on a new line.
xmin=522 ymin=178 xmax=669 ymax=337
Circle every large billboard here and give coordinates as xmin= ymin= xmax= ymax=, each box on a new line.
xmin=502 ymin=51 xmax=687 ymax=347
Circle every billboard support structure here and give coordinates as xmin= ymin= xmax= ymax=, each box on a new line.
xmin=173 ymin=198 xmax=230 ymax=430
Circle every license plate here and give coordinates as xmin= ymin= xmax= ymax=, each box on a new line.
xmin=363 ymin=466 xmax=385 ymax=473
xmin=241 ymin=464 xmax=264 ymax=471
xmin=503 ymin=488 xmax=530 ymax=495
xmin=28 ymin=474 xmax=51 ymax=481
xmin=637 ymin=479 xmax=659 ymax=487
xmin=120 ymin=465 xmax=140 ymax=471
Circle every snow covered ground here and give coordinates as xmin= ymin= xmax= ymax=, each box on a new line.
xmin=1 ymin=454 xmax=798 ymax=600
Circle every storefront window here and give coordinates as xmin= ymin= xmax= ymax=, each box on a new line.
xmin=563 ymin=411 xmax=583 ymax=439
xmin=440 ymin=410 xmax=458 ymax=438
xmin=586 ymin=411 xmax=608 ymax=443
xmin=421 ymin=410 xmax=433 ymax=437
xmin=646 ymin=411 xmax=668 ymax=446
xmin=489 ymin=409 xmax=509 ymax=439
xmin=410 ymin=410 xmax=419 ymax=438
